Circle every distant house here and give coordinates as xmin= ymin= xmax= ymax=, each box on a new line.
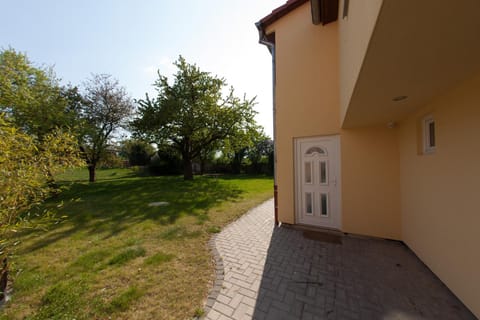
xmin=256 ymin=0 xmax=480 ymax=317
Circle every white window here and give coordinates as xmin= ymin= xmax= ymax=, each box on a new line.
xmin=423 ymin=115 xmax=436 ymax=154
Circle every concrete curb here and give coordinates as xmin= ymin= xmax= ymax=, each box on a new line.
xmin=203 ymin=235 xmax=225 ymax=317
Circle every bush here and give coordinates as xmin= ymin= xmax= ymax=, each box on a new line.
xmin=148 ymin=150 xmax=182 ymax=176
xmin=98 ymin=151 xmax=126 ymax=169
xmin=121 ymin=139 xmax=155 ymax=166
xmin=0 ymin=116 xmax=82 ymax=242
xmin=0 ymin=115 xmax=82 ymax=301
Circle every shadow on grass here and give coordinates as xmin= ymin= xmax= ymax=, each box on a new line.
xmin=55 ymin=169 xmax=145 ymax=183
xmin=19 ymin=175 xmax=244 ymax=254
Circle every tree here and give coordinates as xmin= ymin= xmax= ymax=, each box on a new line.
xmin=80 ymin=74 xmax=134 ymax=182
xmin=222 ymin=124 xmax=265 ymax=174
xmin=196 ymin=143 xmax=219 ymax=175
xmin=148 ymin=144 xmax=183 ymax=176
xmin=132 ymin=56 xmax=257 ymax=180
xmin=247 ymin=135 xmax=274 ymax=174
xmin=121 ymin=139 xmax=155 ymax=166
xmin=0 ymin=49 xmax=85 ymax=188
xmin=0 ymin=48 xmax=81 ymax=139
xmin=0 ymin=115 xmax=82 ymax=300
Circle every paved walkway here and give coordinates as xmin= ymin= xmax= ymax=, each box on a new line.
xmin=204 ymin=199 xmax=476 ymax=320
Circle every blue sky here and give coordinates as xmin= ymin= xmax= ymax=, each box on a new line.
xmin=1 ymin=0 xmax=285 ymax=137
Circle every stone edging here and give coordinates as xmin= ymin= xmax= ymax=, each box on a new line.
xmin=202 ymin=234 xmax=224 ymax=317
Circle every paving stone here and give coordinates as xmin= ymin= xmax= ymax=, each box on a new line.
xmin=229 ymin=294 xmax=243 ymax=310
xmin=216 ymin=294 xmax=231 ymax=306
xmin=206 ymin=309 xmax=221 ymax=320
xmin=271 ymin=299 xmax=291 ymax=313
xmin=231 ymin=302 xmax=251 ymax=320
xmin=238 ymin=287 xmax=257 ymax=299
xmin=241 ymin=295 xmax=257 ymax=308
xmin=213 ymin=302 xmax=234 ymax=317
xmin=203 ymin=199 xmax=476 ymax=320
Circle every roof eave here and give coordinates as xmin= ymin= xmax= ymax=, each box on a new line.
xmin=255 ymin=21 xmax=275 ymax=53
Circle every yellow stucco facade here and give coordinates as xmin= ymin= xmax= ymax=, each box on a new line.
xmin=398 ymin=73 xmax=480 ymax=317
xmin=266 ymin=3 xmax=340 ymax=226
xmin=339 ymin=0 xmax=383 ymax=122
xmin=261 ymin=1 xmax=479 ymax=317
xmin=266 ymin=3 xmax=401 ymax=240
xmin=341 ymin=127 xmax=401 ymax=239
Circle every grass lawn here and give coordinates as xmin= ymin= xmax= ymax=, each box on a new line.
xmin=1 ymin=168 xmax=273 ymax=320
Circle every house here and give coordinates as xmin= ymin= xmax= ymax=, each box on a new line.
xmin=256 ymin=0 xmax=480 ymax=317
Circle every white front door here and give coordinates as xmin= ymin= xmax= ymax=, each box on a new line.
xmin=295 ymin=135 xmax=341 ymax=229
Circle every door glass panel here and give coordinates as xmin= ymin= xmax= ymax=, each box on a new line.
xmin=320 ymin=193 xmax=328 ymax=216
xmin=306 ymin=146 xmax=326 ymax=156
xmin=320 ymin=161 xmax=327 ymax=184
xmin=306 ymin=192 xmax=313 ymax=215
xmin=304 ymin=162 xmax=312 ymax=184
xmin=428 ymin=121 xmax=435 ymax=147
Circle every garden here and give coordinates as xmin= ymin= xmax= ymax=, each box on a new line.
xmin=0 ymin=48 xmax=274 ymax=319
xmin=1 ymin=169 xmax=273 ymax=319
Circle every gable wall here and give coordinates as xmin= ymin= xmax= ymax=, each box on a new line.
xmin=267 ymin=3 xmax=340 ymax=225
xmin=267 ymin=3 xmax=401 ymax=240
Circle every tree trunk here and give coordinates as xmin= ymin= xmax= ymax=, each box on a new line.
xmin=88 ymin=165 xmax=96 ymax=182
xmin=200 ymin=159 xmax=205 ymax=175
xmin=232 ymin=152 xmax=242 ymax=174
xmin=183 ymin=157 xmax=193 ymax=180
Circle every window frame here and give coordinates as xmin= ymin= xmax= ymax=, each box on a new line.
xmin=343 ymin=0 xmax=349 ymax=19
xmin=423 ymin=115 xmax=436 ymax=154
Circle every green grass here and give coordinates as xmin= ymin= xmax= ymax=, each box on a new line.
xmin=108 ymin=247 xmax=146 ymax=266
xmin=207 ymin=225 xmax=222 ymax=234
xmin=34 ymin=280 xmax=90 ymax=320
xmin=143 ymin=252 xmax=175 ymax=266
xmin=55 ymin=167 xmax=138 ymax=182
xmin=3 ymin=168 xmax=273 ymax=320
xmin=69 ymin=248 xmax=111 ymax=272
xmin=107 ymin=286 xmax=144 ymax=313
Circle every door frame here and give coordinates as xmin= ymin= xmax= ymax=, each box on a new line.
xmin=294 ymin=135 xmax=342 ymax=230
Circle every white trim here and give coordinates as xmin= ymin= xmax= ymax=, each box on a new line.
xmin=304 ymin=161 xmax=313 ymax=184
xmin=320 ymin=192 xmax=329 ymax=217
xmin=294 ymin=135 xmax=342 ymax=230
xmin=423 ymin=115 xmax=436 ymax=154
xmin=342 ymin=0 xmax=349 ymax=19
xmin=337 ymin=137 xmax=342 ymax=229
xmin=319 ymin=160 xmax=328 ymax=185
xmin=305 ymin=192 xmax=313 ymax=215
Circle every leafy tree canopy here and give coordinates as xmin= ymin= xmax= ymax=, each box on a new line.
xmin=0 ymin=48 xmax=81 ymax=139
xmin=79 ymin=74 xmax=134 ymax=182
xmin=132 ymin=56 xmax=258 ymax=180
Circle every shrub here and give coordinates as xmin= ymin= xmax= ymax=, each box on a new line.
xmin=148 ymin=149 xmax=182 ymax=176
xmin=121 ymin=139 xmax=155 ymax=166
